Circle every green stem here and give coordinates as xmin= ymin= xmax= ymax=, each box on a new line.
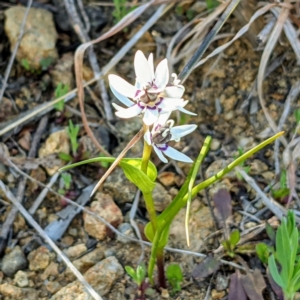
xmin=141 ymin=124 xmax=157 ymax=232
xmin=143 ymin=192 xmax=157 ymax=232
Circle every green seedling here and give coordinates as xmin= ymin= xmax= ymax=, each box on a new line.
xmin=21 ymin=58 xmax=31 ymax=71
xmin=54 ymin=83 xmax=69 ymax=112
xmin=112 ymin=0 xmax=135 ymax=24
xmin=205 ymin=0 xmax=220 ymax=9
xmin=295 ymin=108 xmax=300 ymax=124
xmin=234 ymin=147 xmax=251 ymax=181
xmin=66 ymin=120 xmax=80 ymax=156
xmin=166 ymin=264 xmax=183 ymax=294
xmin=221 ymin=229 xmax=240 ymax=258
xmin=271 ymin=170 xmax=290 ymax=202
xmin=58 ymin=172 xmax=72 ymax=195
xmin=268 ymin=211 xmax=300 ymax=300
xmin=256 ymin=242 xmax=271 ymax=265
xmin=125 ymin=264 xmax=146 ymax=287
xmin=40 ymin=57 xmax=53 ymax=71
xmin=125 ymin=263 xmax=151 ymax=300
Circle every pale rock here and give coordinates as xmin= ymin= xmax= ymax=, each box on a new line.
xmin=50 ymin=53 xmax=74 ymax=89
xmin=0 ymin=283 xmax=38 ymax=299
xmin=63 ymin=244 xmax=87 ymax=260
xmin=83 ymin=192 xmax=123 ymax=240
xmin=39 ymin=129 xmax=70 ymax=175
xmin=210 ymin=138 xmax=221 ymax=151
xmin=104 ymin=168 xmax=137 ymax=205
xmin=51 ymin=256 xmax=124 ymax=299
xmin=14 ymin=270 xmax=29 ymax=287
xmin=117 ymin=223 xmax=135 ymax=244
xmin=4 ymin=7 xmax=58 ymax=70
xmin=46 ymin=281 xmax=62 ymax=294
xmin=1 ymin=246 xmax=28 ymax=277
xmin=65 ymin=248 xmax=105 ymax=280
xmin=27 ymin=246 xmax=53 ymax=271
xmin=41 ymin=262 xmax=59 ymax=281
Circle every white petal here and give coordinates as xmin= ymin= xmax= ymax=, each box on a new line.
xmin=148 ymin=54 xmax=155 ymax=80
xmin=157 ymin=112 xmax=172 ymax=125
xmin=134 ymin=50 xmax=152 ymax=84
xmin=163 ymin=146 xmax=193 ymax=163
xmin=158 ymin=98 xmax=186 ymax=113
xmin=112 ymin=102 xmax=124 ymax=111
xmin=143 ymin=108 xmax=159 ymax=126
xmin=176 ymin=105 xmax=197 ymax=116
xmin=109 ymin=74 xmax=136 ymax=99
xmin=170 ymin=124 xmax=197 ymax=139
xmin=164 ymin=85 xmax=185 ymax=98
xmin=153 ymin=145 xmax=168 ymax=163
xmin=154 ymin=58 xmax=169 ymax=89
xmin=110 ymin=85 xmax=134 ymax=107
xmin=144 ymin=130 xmax=152 ymax=145
xmin=115 ymin=104 xmax=142 ymax=119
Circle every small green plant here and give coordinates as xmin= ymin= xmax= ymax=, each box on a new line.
xmin=222 ymin=230 xmax=240 ymax=258
xmin=112 ymin=0 xmax=135 ymax=23
xmin=21 ymin=58 xmax=31 ymax=71
xmin=66 ymin=120 xmax=80 ymax=156
xmin=125 ymin=264 xmax=151 ymax=300
xmin=205 ymin=0 xmax=220 ymax=10
xmin=268 ymin=211 xmax=300 ymax=300
xmin=125 ymin=264 xmax=146 ymax=287
xmin=58 ymin=173 xmax=72 ymax=195
xmin=40 ymin=57 xmax=53 ymax=71
xmin=271 ymin=170 xmax=290 ymax=202
xmin=166 ymin=264 xmax=183 ymax=294
xmin=295 ymin=108 xmax=300 ymax=124
xmin=54 ymin=83 xmax=69 ymax=112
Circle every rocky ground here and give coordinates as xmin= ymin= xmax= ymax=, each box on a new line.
xmin=0 ymin=0 xmax=299 ymax=299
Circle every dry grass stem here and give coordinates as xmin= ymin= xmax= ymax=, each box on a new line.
xmin=193 ymin=3 xmax=278 ymax=70
xmin=257 ymin=6 xmax=289 ymax=146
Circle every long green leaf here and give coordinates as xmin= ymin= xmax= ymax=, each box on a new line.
xmin=268 ymin=255 xmax=285 ymax=288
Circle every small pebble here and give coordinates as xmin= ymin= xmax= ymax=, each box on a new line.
xmin=212 ymin=289 xmax=226 ymax=299
xmin=117 ymin=223 xmax=135 ymax=244
xmin=161 ymin=288 xmax=169 ymax=298
xmin=210 ymin=138 xmax=221 ymax=151
xmin=63 ymin=244 xmax=87 ymax=260
xmin=27 ymin=246 xmax=52 ymax=271
xmin=68 ymin=228 xmax=78 ymax=237
xmin=215 ymin=273 xmax=228 ymax=291
xmin=46 ymin=281 xmax=62 ymax=294
xmin=14 ymin=270 xmax=29 ymax=288
xmin=1 ymin=246 xmax=28 ymax=277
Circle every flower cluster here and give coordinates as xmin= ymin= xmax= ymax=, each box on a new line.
xmin=108 ymin=50 xmax=197 ymax=163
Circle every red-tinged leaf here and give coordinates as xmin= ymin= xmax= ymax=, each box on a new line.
xmin=267 ymin=268 xmax=284 ymax=300
xmin=212 ymin=188 xmax=232 ymax=224
xmin=240 ymin=269 xmax=266 ymax=300
xmin=192 ymin=256 xmax=220 ymax=281
xmin=228 ymin=271 xmax=247 ymax=300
